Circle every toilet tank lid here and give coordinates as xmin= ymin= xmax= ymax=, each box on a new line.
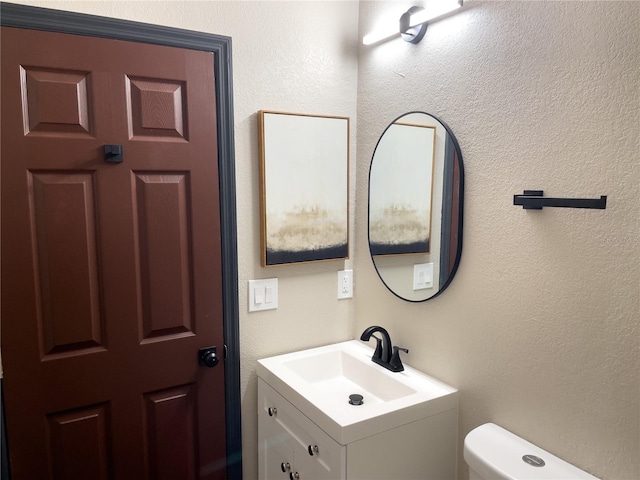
xmin=463 ymin=423 xmax=600 ymax=480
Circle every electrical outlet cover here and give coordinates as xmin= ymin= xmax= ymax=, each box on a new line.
xmin=338 ymin=270 xmax=353 ymax=299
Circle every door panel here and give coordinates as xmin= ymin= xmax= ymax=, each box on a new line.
xmin=29 ymin=171 xmax=104 ymax=356
xmin=21 ymin=66 xmax=93 ymax=137
xmin=133 ymin=172 xmax=195 ymax=341
xmin=47 ymin=403 xmax=112 ymax=480
xmin=144 ymin=384 xmax=197 ymax=480
xmin=2 ymin=26 xmax=226 ymax=479
xmin=126 ymin=76 xmax=188 ymax=140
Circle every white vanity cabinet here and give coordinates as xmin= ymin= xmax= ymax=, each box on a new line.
xmin=259 ymin=379 xmax=345 ymax=479
xmin=258 ymin=378 xmax=458 ymax=480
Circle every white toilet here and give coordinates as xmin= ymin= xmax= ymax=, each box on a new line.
xmin=464 ymin=423 xmax=600 ymax=479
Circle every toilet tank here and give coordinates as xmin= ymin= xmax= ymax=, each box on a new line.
xmin=463 ymin=423 xmax=599 ymax=480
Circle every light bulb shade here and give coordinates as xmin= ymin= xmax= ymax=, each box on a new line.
xmin=409 ymin=0 xmax=463 ymax=27
xmin=362 ymin=24 xmax=399 ymax=45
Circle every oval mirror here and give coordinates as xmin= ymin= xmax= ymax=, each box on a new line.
xmin=368 ymin=112 xmax=463 ymax=302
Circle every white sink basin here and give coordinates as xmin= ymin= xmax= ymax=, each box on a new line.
xmin=256 ymin=340 xmax=458 ymax=445
xmin=283 ymin=347 xmax=418 ymax=403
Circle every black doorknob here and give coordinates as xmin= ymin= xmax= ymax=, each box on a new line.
xmin=198 ymin=347 xmax=219 ymax=367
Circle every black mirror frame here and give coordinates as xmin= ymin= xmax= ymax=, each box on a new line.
xmin=367 ymin=111 xmax=464 ymax=302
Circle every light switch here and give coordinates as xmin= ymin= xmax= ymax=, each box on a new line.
xmin=249 ymin=278 xmax=278 ymax=312
xmin=265 ymin=285 xmax=274 ymax=304
xmin=413 ymin=263 xmax=434 ymax=290
xmin=254 ymin=286 xmax=264 ymax=305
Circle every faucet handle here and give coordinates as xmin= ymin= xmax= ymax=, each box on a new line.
xmin=371 ymin=335 xmax=383 ymax=360
xmin=389 ymin=346 xmax=409 ymax=372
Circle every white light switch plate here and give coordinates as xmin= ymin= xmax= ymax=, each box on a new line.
xmin=413 ymin=263 xmax=434 ymax=290
xmin=249 ymin=278 xmax=278 ymax=312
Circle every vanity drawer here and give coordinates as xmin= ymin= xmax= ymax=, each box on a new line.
xmin=259 ymin=412 xmax=296 ymax=480
xmin=258 ymin=379 xmax=345 ymax=479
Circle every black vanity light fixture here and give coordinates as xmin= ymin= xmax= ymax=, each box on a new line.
xmin=362 ymin=0 xmax=463 ymax=46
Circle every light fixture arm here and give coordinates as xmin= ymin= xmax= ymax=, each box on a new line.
xmin=400 ymin=6 xmax=428 ymax=44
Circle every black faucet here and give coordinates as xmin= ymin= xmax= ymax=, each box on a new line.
xmin=360 ymin=326 xmax=408 ymax=372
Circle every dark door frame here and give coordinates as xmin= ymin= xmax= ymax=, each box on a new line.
xmin=0 ymin=3 xmax=242 ymax=478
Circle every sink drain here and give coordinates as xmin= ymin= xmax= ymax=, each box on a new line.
xmin=349 ymin=394 xmax=364 ymax=406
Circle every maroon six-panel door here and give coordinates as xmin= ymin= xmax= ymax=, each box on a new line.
xmin=1 ymin=26 xmax=227 ymax=479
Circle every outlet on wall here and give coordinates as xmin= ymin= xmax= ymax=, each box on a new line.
xmin=337 ymin=270 xmax=353 ymax=299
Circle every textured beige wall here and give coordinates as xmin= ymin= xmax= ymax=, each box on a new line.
xmin=356 ymin=1 xmax=639 ymax=479
xmin=4 ymin=1 xmax=359 ymax=478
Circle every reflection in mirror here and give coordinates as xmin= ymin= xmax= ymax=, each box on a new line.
xmin=368 ymin=112 xmax=463 ymax=302
xmin=369 ymin=122 xmax=435 ymax=256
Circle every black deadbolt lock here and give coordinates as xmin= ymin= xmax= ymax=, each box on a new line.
xmin=104 ymin=144 xmax=123 ymax=163
xmin=198 ymin=346 xmax=219 ymax=368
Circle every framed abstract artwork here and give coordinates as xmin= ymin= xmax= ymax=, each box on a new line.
xmin=369 ymin=122 xmax=436 ymax=256
xmin=259 ymin=111 xmax=350 ymax=266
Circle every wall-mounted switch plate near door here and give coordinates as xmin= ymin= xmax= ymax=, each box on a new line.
xmin=337 ymin=270 xmax=353 ymax=299
xmin=249 ymin=278 xmax=278 ymax=312
xmin=413 ymin=263 xmax=434 ymax=290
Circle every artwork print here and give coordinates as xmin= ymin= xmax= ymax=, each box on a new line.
xmin=259 ymin=111 xmax=349 ymax=266
xmin=369 ymin=122 xmax=435 ymax=256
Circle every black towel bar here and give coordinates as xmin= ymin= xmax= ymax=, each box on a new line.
xmin=513 ymin=190 xmax=607 ymax=210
